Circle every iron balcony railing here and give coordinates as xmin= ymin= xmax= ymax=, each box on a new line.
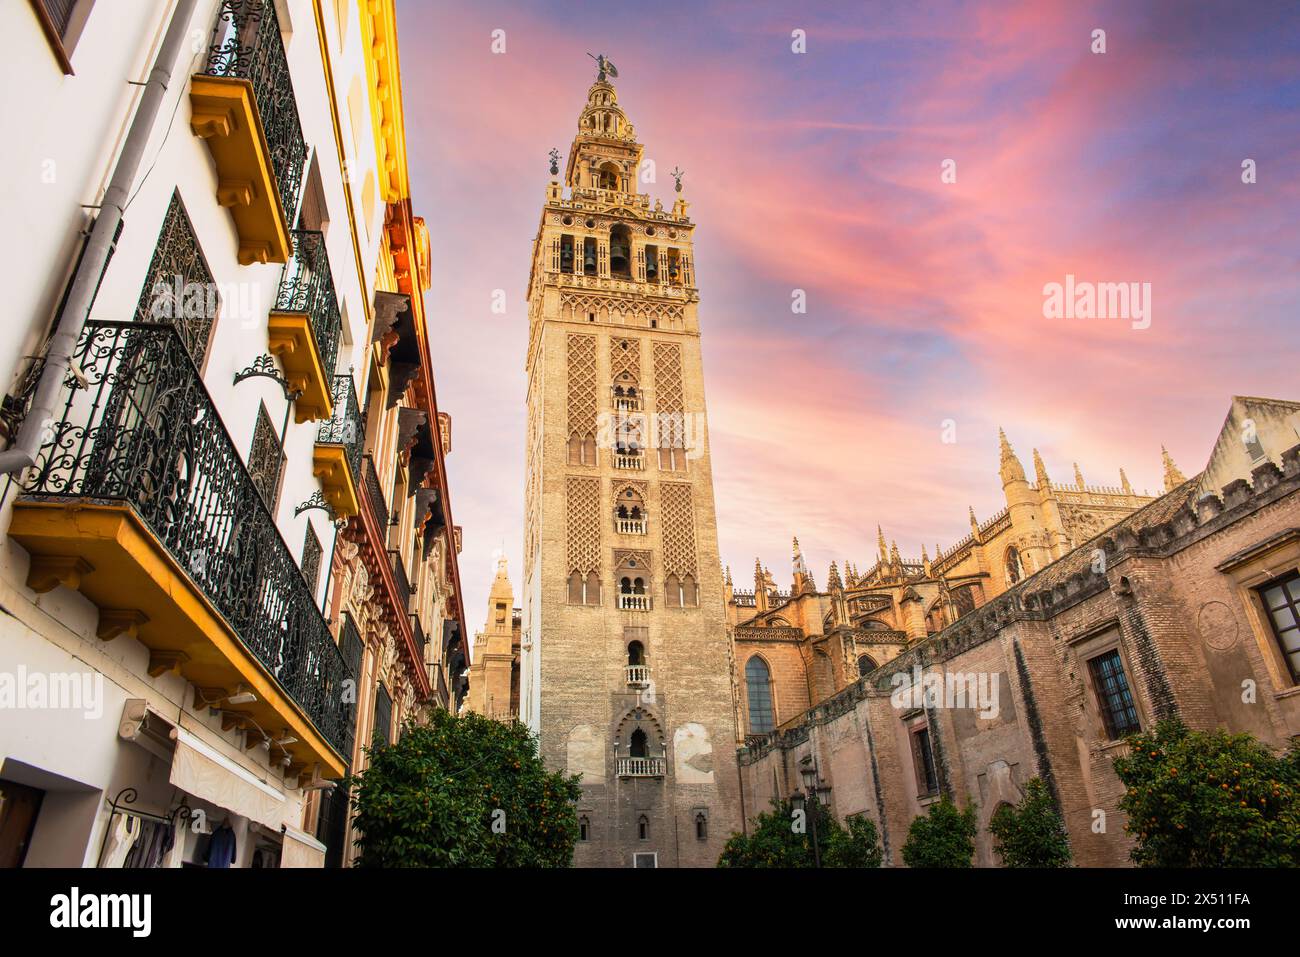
xmin=617 ymin=757 xmax=665 ymax=778
xmin=316 ymin=374 xmax=363 ymax=483
xmin=362 ymin=454 xmax=390 ymax=528
xmin=22 ymin=321 xmax=352 ymax=752
xmin=387 ymin=549 xmax=411 ymax=614
xmin=277 ymin=230 xmax=342 ymax=380
xmin=201 ymin=0 xmax=307 ymax=220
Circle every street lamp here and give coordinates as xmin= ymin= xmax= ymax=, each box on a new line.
xmin=793 ymin=756 xmax=832 ymax=867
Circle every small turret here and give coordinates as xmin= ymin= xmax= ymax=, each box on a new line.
xmin=1161 ymin=445 xmax=1187 ymax=491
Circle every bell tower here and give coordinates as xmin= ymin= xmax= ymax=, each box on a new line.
xmin=519 ymin=60 xmax=739 ymax=867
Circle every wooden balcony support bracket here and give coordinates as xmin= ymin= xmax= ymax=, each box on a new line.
xmin=147 ymin=649 xmax=190 ymax=679
xmin=96 ymin=608 xmax=150 ymax=643
xmin=26 ymin=555 xmax=94 ymax=594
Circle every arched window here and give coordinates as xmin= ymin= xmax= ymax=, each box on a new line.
xmin=695 ymin=813 xmax=708 ymax=841
xmin=627 ymin=641 xmax=645 ymax=666
xmin=578 ymin=816 xmax=590 ymax=841
xmin=599 ymin=162 xmax=620 ymax=191
xmin=609 ymin=223 xmax=631 ymax=277
xmin=857 ymin=655 xmax=878 ymax=677
xmin=630 ymin=728 xmax=648 ymax=758
xmin=745 ymin=657 xmax=774 ymax=734
xmin=637 ymin=814 xmax=649 ymax=841
xmin=953 ymin=585 xmax=977 ymax=617
xmin=1005 ymin=547 xmax=1022 ymax=584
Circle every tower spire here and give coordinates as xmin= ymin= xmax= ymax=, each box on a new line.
xmin=1119 ymin=467 xmax=1133 ymax=495
xmin=998 ymin=428 xmax=1026 ymax=484
xmin=1162 ymin=445 xmax=1187 ymax=491
xmin=1033 ymin=448 xmax=1051 ymax=487
xmin=1074 ymin=462 xmax=1086 ymax=489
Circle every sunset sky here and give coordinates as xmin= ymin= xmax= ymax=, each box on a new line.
xmin=394 ymin=0 xmax=1300 ymax=622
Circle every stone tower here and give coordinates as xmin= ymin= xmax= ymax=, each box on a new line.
xmin=519 ymin=65 xmax=739 ymax=867
xmin=465 ymin=558 xmax=518 ymax=721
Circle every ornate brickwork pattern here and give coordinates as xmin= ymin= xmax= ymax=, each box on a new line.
xmin=566 ymin=476 xmax=602 ymax=574
xmin=652 ymin=341 xmax=684 ymax=414
xmin=567 ymin=333 xmax=597 ymax=436
xmin=610 ymin=336 xmax=640 ymax=385
xmin=660 ymin=482 xmax=698 ymax=577
xmin=561 ymin=292 xmax=685 ymax=328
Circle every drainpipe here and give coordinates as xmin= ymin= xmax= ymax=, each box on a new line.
xmin=0 ymin=0 xmax=200 ymax=476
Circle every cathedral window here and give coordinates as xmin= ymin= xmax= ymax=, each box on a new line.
xmin=1005 ymin=546 xmax=1023 ymax=584
xmin=857 ymin=655 xmax=877 ymax=677
xmin=568 ymin=431 xmax=597 ymax=466
xmin=627 ymin=641 xmax=645 ymax=666
xmin=665 ymin=573 xmax=698 ymax=608
xmin=618 ymin=575 xmax=649 ymax=610
xmin=1258 ymin=571 xmax=1300 ymax=682
xmin=614 ymin=487 xmax=646 ymax=534
xmin=744 ymin=656 xmax=775 ymax=734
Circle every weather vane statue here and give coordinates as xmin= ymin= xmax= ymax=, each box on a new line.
xmin=548 ymin=148 xmax=560 ymax=177
xmin=588 ymin=52 xmax=619 ymax=82
xmin=670 ymin=166 xmax=685 ymax=193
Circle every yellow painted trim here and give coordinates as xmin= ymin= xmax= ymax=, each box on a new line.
xmin=313 ymin=444 xmax=361 ymax=517
xmin=268 ymin=311 xmax=334 ymax=423
xmin=311 ymin=0 xmax=374 ymax=331
xmin=359 ymin=0 xmax=410 ymax=203
xmin=189 ymin=75 xmax=292 ymax=265
xmin=9 ymin=501 xmax=346 ymax=777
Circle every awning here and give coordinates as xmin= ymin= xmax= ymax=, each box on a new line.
xmin=280 ymin=824 xmax=327 ymax=868
xmin=169 ymin=727 xmax=287 ymax=832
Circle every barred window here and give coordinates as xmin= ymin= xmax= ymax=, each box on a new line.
xmin=1088 ymin=649 xmax=1141 ymax=739
xmin=1259 ymin=571 xmax=1300 ymax=682
xmin=373 ymin=684 xmax=392 ymax=747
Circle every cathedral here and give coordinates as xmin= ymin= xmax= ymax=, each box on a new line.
xmin=517 ymin=65 xmax=740 ymax=867
xmin=728 ymin=433 xmax=1179 ymax=735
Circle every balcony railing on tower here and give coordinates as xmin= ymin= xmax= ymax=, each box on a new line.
xmin=190 ymin=0 xmax=308 ymax=264
xmin=617 ymin=757 xmax=665 ymax=778
xmin=313 ymin=373 xmax=363 ymax=517
xmin=269 ymin=229 xmax=343 ymax=423
xmin=625 ymin=664 xmax=650 ymax=688
xmin=11 ymin=321 xmax=352 ymax=770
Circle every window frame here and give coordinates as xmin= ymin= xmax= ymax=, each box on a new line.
xmin=1085 ymin=647 xmax=1142 ymax=741
xmin=744 ymin=655 xmax=775 ymax=734
xmin=1257 ymin=570 xmax=1300 ymax=684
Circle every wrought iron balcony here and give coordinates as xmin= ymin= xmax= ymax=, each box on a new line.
xmin=410 ymin=613 xmax=427 ymax=659
xmin=313 ymin=374 xmax=363 ymax=517
xmin=388 ymin=549 xmax=411 ymax=614
xmin=270 ymin=230 xmax=342 ymax=423
xmin=617 ymin=757 xmax=665 ymax=778
xmin=11 ymin=321 xmax=352 ymax=773
xmin=362 ymin=454 xmax=391 ymax=530
xmin=190 ymin=0 xmax=307 ymax=264
xmin=625 ymin=664 xmax=650 ymax=688
xmin=618 ymin=594 xmax=650 ymax=612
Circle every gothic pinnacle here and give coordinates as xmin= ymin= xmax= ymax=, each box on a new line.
xmin=1120 ymin=467 xmax=1133 ymax=495
xmin=1032 ymin=448 xmax=1050 ymax=487
xmin=1161 ymin=445 xmax=1187 ymax=491
xmin=1074 ymin=462 xmax=1086 ymax=489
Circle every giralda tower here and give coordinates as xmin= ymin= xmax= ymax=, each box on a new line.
xmin=519 ymin=60 xmax=740 ymax=867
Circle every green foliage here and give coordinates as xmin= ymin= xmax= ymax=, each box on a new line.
xmin=717 ymin=799 xmax=882 ymax=868
xmin=346 ymin=709 xmax=582 ymax=867
xmin=988 ymin=778 xmax=1072 ymax=867
xmin=900 ymin=796 xmax=977 ymax=867
xmin=1113 ymin=719 xmax=1300 ymax=867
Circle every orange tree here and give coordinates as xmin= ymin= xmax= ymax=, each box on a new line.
xmin=347 ymin=709 xmax=581 ymax=867
xmin=717 ymin=798 xmax=883 ymax=867
xmin=1113 ymin=719 xmax=1300 ymax=867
